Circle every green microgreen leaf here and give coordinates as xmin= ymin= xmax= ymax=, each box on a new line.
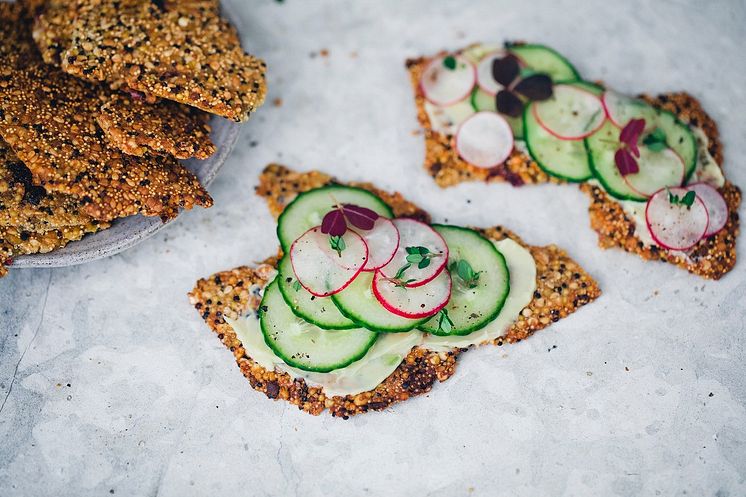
xmin=443 ymin=55 xmax=457 ymax=70
xmin=329 ymin=235 xmax=345 ymax=257
xmin=436 ymin=309 xmax=454 ymax=335
xmin=668 ymin=188 xmax=696 ymax=209
xmin=394 ymin=263 xmax=411 ymax=280
xmin=292 ymin=280 xmax=302 ymax=292
xmin=643 ymin=128 xmax=667 ymax=152
xmin=450 ymin=259 xmax=481 ymax=288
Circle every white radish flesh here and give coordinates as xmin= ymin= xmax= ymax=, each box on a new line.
xmin=687 ymin=183 xmax=729 ymax=237
xmin=358 ymin=217 xmax=400 ymax=271
xmin=645 ymin=187 xmax=709 ymax=251
xmin=420 ymin=55 xmax=476 ymax=106
xmin=379 ymin=218 xmax=449 ymax=288
xmin=455 ymin=112 xmax=514 ymax=168
xmin=372 ymin=269 xmax=451 ymax=319
xmin=476 ymin=50 xmax=506 ymax=95
xmin=290 ymin=227 xmax=368 ymax=297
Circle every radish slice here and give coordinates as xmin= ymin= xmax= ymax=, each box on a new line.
xmin=379 ymin=218 xmax=448 ymax=288
xmin=533 ymin=84 xmax=606 ymax=140
xmin=476 ymin=50 xmax=506 ymax=95
xmin=687 ymin=183 xmax=729 ymax=237
xmin=602 ymin=90 xmax=657 ymax=131
xmin=290 ymin=227 xmax=368 ymax=297
xmin=623 ymin=147 xmax=686 ymax=198
xmin=420 ymin=55 xmax=476 ymax=106
xmin=358 ymin=217 xmax=400 ymax=271
xmin=424 ymin=98 xmax=475 ymax=136
xmin=373 ymin=269 xmax=451 ymax=319
xmin=645 ymin=187 xmax=709 ymax=251
xmin=455 ymin=112 xmax=514 ymax=168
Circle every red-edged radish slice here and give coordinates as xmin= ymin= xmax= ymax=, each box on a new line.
xmin=645 ymin=187 xmax=709 ymax=251
xmin=601 ymin=90 xmax=658 ymax=131
xmin=420 ymin=55 xmax=476 ymax=106
xmin=455 ymin=112 xmax=514 ymax=168
xmin=372 ymin=269 xmax=451 ymax=319
xmin=533 ymin=84 xmax=606 ymax=140
xmin=687 ymin=183 xmax=729 ymax=237
xmin=290 ymin=227 xmax=368 ymax=297
xmin=475 ymin=50 xmax=506 ymax=95
xmin=358 ymin=217 xmax=400 ymax=271
xmin=623 ymin=147 xmax=686 ymax=198
xmin=379 ymin=218 xmax=448 ymax=288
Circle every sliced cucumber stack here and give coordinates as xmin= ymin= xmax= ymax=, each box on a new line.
xmin=277 ymin=255 xmax=357 ymax=330
xmin=523 ymin=81 xmax=603 ymax=182
xmin=332 ymin=271 xmax=428 ymax=332
xmin=419 ymin=226 xmax=510 ymax=336
xmin=506 ymin=44 xmax=580 ymax=82
xmin=260 ymin=279 xmax=378 ymax=373
xmin=277 ymin=185 xmax=394 ymax=252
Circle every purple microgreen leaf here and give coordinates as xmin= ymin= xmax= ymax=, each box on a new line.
xmin=513 ymin=74 xmax=553 ymax=101
xmin=496 ymin=90 xmax=523 ymax=118
xmin=614 ymin=148 xmax=639 ymax=176
xmin=320 ymin=209 xmax=347 ymax=236
xmin=619 ymin=118 xmax=645 ymax=147
xmin=492 ymin=55 xmax=520 ymax=87
xmin=341 ymin=203 xmax=379 ymax=231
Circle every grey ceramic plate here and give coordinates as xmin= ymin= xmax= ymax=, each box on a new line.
xmin=11 ymin=2 xmax=243 ymax=269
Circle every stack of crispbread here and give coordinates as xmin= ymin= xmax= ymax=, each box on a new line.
xmin=0 ymin=1 xmax=267 ymax=276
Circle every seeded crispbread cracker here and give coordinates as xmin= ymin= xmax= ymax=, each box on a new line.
xmin=0 ymin=9 xmax=213 ymax=222
xmin=59 ymin=0 xmax=266 ymax=122
xmin=406 ymin=50 xmax=740 ymax=280
xmin=188 ymin=165 xmax=600 ymax=417
xmin=581 ymin=93 xmax=740 ymax=280
xmin=97 ymin=93 xmax=216 ymax=160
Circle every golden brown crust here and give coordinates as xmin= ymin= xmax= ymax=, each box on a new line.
xmin=407 ymin=50 xmax=740 ymax=280
xmin=0 ymin=11 xmax=213 ymax=222
xmin=57 ymin=0 xmax=266 ymax=122
xmin=97 ymin=93 xmax=216 ymax=160
xmin=189 ymin=165 xmax=601 ymax=417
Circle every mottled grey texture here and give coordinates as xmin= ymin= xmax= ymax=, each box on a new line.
xmin=1 ymin=0 xmax=745 ymax=496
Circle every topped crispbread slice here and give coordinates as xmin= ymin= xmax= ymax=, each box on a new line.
xmin=55 ymin=0 xmax=266 ymax=122
xmin=188 ymin=165 xmax=600 ymax=417
xmin=0 ymin=5 xmax=213 ymax=222
xmin=406 ymin=48 xmax=740 ymax=280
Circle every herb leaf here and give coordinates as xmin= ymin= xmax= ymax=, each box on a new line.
xmin=341 ymin=204 xmax=379 ymax=230
xmin=436 ymin=309 xmax=455 ymax=335
xmin=668 ymin=189 xmax=696 ymax=208
xmin=292 ymin=280 xmax=302 ymax=292
xmin=513 ymin=74 xmax=553 ymax=101
xmin=495 ymin=89 xmax=523 ymax=118
xmin=614 ymin=148 xmax=639 ymax=176
xmin=443 ymin=55 xmax=457 ymax=70
xmin=492 ymin=55 xmax=520 ymax=87
xmin=643 ymin=128 xmax=667 ymax=152
xmin=329 ymin=235 xmax=346 ymax=256
xmin=450 ymin=259 xmax=481 ymax=288
xmin=321 ymin=209 xmax=347 ymax=236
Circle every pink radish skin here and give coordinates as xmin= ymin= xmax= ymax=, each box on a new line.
xmin=455 ymin=112 xmax=514 ymax=168
xmin=420 ymin=55 xmax=476 ymax=107
xmin=475 ymin=50 xmax=506 ymax=96
xmin=645 ymin=187 xmax=709 ymax=251
xmin=379 ymin=218 xmax=449 ymax=288
xmin=622 ymin=148 xmax=686 ymax=199
xmin=372 ymin=269 xmax=451 ymax=319
xmin=358 ymin=217 xmax=400 ymax=272
xmin=533 ymin=86 xmax=606 ymax=140
xmin=290 ymin=227 xmax=368 ymax=297
xmin=686 ymin=183 xmax=729 ymax=237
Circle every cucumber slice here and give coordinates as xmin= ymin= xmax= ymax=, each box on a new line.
xmin=277 ymin=185 xmax=394 ymax=252
xmin=602 ymin=90 xmax=658 ymax=130
xmin=419 ymin=226 xmax=510 ymax=336
xmin=332 ymin=271 xmax=427 ymax=333
xmin=470 ymin=88 xmax=523 ymax=139
xmin=507 ymin=44 xmax=580 ymax=82
xmin=260 ymin=279 xmax=377 ymax=373
xmin=425 ymin=97 xmax=475 ymax=136
xmin=523 ymin=101 xmax=593 ymax=182
xmin=277 ymin=255 xmax=357 ymax=330
xmin=586 ymin=121 xmax=684 ymax=201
